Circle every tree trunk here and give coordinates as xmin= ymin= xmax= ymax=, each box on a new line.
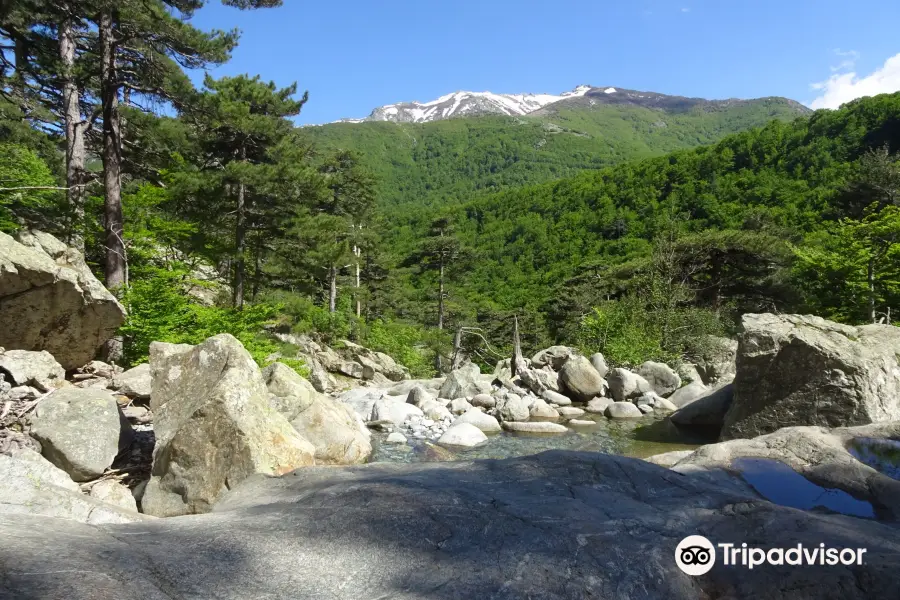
xmin=437 ymin=259 xmax=445 ymax=330
xmin=233 ymin=147 xmax=247 ymax=308
xmin=868 ymin=256 xmax=877 ymax=324
xmin=251 ymin=234 xmax=262 ymax=302
xmin=511 ymin=315 xmax=527 ymax=377
xmin=451 ymin=326 xmax=464 ymax=370
xmin=354 ymin=243 xmax=361 ymax=317
xmin=59 ymin=12 xmax=86 ymax=251
xmin=328 ymin=266 xmax=337 ymax=313
xmin=100 ymin=9 xmax=125 ymax=363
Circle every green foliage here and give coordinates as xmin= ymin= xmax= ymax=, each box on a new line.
xmin=359 ymin=318 xmax=437 ymax=379
xmin=0 ymin=142 xmax=58 ymax=232
xmin=120 ymin=268 xmax=296 ymax=370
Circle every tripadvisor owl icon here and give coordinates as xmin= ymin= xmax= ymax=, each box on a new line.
xmin=676 ymin=535 xmax=716 ymax=576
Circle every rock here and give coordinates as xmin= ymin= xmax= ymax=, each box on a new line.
xmin=667 ymin=379 xmax=709 ymax=408
xmin=501 ymin=421 xmax=568 ymax=433
xmin=0 ymin=448 xmax=146 ymax=524
xmin=654 ymin=398 xmax=678 ymax=411
xmin=677 ymin=362 xmax=703 ymax=383
xmin=121 ymin=404 xmax=151 ymax=424
xmin=558 ymin=355 xmax=606 ymax=402
xmin=635 ymin=391 xmax=664 ymax=406
xmin=496 ymin=393 xmax=530 ymax=422
xmin=541 ymin=389 xmax=571 ymax=406
xmin=372 ymin=397 xmax=424 ymax=426
xmin=449 ymin=397 xmax=473 ymax=415
xmin=453 ymin=408 xmax=502 ymax=433
xmin=517 ymin=368 xmax=547 ymax=395
xmin=529 ymin=398 xmax=560 ymax=419
xmin=78 ymin=360 xmax=120 ymax=379
xmin=645 ymin=450 xmax=695 ymax=468
xmin=335 ymin=388 xmax=385 ymax=421
xmin=110 ymin=363 xmax=153 ymax=401
xmin=605 ymin=402 xmax=644 ymax=419
xmin=29 ymin=387 xmax=132 ymax=481
xmin=8 ymin=385 xmax=40 ymax=401
xmin=637 ymin=404 xmax=654 ymax=414
xmin=673 ymin=421 xmax=900 ymax=520
xmin=0 ymin=230 xmax=126 ymax=370
xmin=437 ymin=423 xmax=487 ymax=447
xmin=142 ymin=334 xmax=316 ymax=517
xmin=670 ymin=383 xmax=734 ymax=428
xmin=306 ymin=357 xmax=333 ymax=393
xmin=385 ymin=432 xmax=407 ymax=444
xmin=694 ymin=335 xmax=738 ymax=385
xmin=439 ymin=363 xmax=483 ymax=399
xmin=585 ymin=397 xmax=613 ymax=414
xmin=89 ymin=480 xmax=138 ymax=513
xmin=6 ymin=450 xmax=900 ymax=599
xmin=418 ymin=398 xmax=453 ymax=421
xmin=387 ymin=379 xmax=440 ymax=397
xmin=567 ymin=419 xmax=598 ymax=427
xmin=556 ymin=406 xmax=585 ymax=417
xmin=336 ymin=360 xmax=368 ymax=379
xmin=290 ymin=396 xmax=372 ymax=465
xmin=406 ymin=385 xmax=433 ymax=407
xmin=261 ymin=362 xmax=315 ymax=421
xmin=722 ymin=314 xmax=900 ymax=440
xmin=530 ymin=345 xmax=576 ymax=370
xmin=589 ymin=352 xmax=609 ymax=378
xmin=0 ymin=349 xmax=65 ymax=392
xmin=636 ymin=361 xmax=681 ymax=397
xmin=606 ymin=368 xmax=653 ymax=402
xmin=470 ymin=393 xmax=496 ymax=409
xmin=339 ymin=340 xmax=409 ymax=381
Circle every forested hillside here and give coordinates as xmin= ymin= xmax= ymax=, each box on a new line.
xmin=1 ymin=0 xmax=898 ymax=377
xmin=301 ymin=96 xmax=808 ymax=214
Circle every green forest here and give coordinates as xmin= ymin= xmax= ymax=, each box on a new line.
xmin=2 ymin=1 xmax=900 ymax=377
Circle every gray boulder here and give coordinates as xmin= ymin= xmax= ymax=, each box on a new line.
xmin=541 ymin=389 xmax=571 ymax=406
xmin=418 ymin=398 xmax=453 ymax=421
xmin=694 ymin=335 xmax=738 ymax=385
xmin=501 ymin=421 xmax=568 ymax=433
xmin=306 ymin=356 xmax=334 ymax=393
xmin=290 ymin=395 xmax=372 ymax=465
xmin=471 ymin=393 xmax=496 ymax=409
xmin=588 ymin=352 xmax=608 ymax=377
xmin=89 ymin=479 xmax=138 ymax=513
xmin=405 ymin=384 xmax=433 ymax=407
xmin=385 ymin=432 xmax=407 ymax=444
xmin=142 ymin=335 xmax=316 ymax=517
xmin=496 ymin=393 xmax=530 ymax=422
xmin=454 ymin=408 xmax=501 ymax=433
xmin=0 ymin=230 xmax=125 ymax=369
xmin=30 ymin=387 xmax=132 ymax=481
xmin=4 ymin=450 xmax=900 ymax=599
xmin=585 ymin=397 xmax=613 ymax=414
xmin=558 ymin=355 xmax=606 ymax=402
xmin=606 ymin=367 xmax=653 ymax=402
xmin=111 ymin=363 xmax=152 ymax=401
xmin=339 ymin=340 xmax=409 ymax=381
xmin=529 ymin=398 xmax=560 ymax=419
xmin=605 ymin=401 xmax=644 ymax=419
xmin=636 ymin=361 xmax=681 ymax=397
xmin=556 ymin=406 xmax=585 ymax=417
xmin=261 ymin=362 xmax=315 ymax=421
xmin=437 ymin=423 xmax=487 ymax=447
xmin=670 ymin=383 xmax=734 ymax=429
xmin=335 ymin=387 xmax=385 ymax=421
xmin=0 ymin=349 xmax=65 ymax=392
xmin=371 ymin=397 xmax=424 ymax=426
xmin=723 ymin=313 xmax=900 ymax=440
xmin=667 ymin=379 xmax=709 ymax=408
xmin=0 ymin=448 xmax=145 ymax=524
xmin=449 ymin=397 xmax=473 ymax=415
xmin=439 ymin=363 xmax=484 ymax=399
xmin=530 ymin=345 xmax=576 ymax=370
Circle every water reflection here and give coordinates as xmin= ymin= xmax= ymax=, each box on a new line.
xmin=732 ymin=457 xmax=875 ymax=519
xmin=847 ymin=437 xmax=900 ymax=480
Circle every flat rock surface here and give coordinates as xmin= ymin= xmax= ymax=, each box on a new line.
xmin=2 ymin=451 xmax=900 ymax=599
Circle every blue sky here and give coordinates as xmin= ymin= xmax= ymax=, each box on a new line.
xmin=190 ymin=0 xmax=900 ymax=125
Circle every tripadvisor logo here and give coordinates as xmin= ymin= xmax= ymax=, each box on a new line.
xmin=675 ymin=535 xmax=867 ymax=576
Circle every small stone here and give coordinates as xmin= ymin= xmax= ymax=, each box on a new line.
xmin=585 ymin=397 xmax=613 ymax=414
xmin=568 ymin=419 xmax=598 ymax=427
xmin=556 ymin=406 xmax=585 ymax=417
xmin=605 ymin=402 xmax=644 ymax=419
xmin=386 ymin=432 xmax=407 ymax=444
xmin=471 ymin=393 xmax=496 ymax=409
xmin=542 ymin=390 xmax=572 ymax=406
xmin=501 ymin=421 xmax=568 ymax=434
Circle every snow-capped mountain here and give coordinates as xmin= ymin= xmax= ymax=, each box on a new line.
xmin=338 ymin=84 xmax=600 ymax=124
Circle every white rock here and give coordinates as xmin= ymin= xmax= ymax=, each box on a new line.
xmin=605 ymin=402 xmax=644 ymax=419
xmin=437 ymin=423 xmax=487 ymax=447
xmin=386 ymin=432 xmax=408 ymax=444
xmin=454 ymin=408 xmax=502 ymax=433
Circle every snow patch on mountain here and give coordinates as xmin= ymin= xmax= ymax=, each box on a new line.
xmin=337 ymin=85 xmax=593 ymax=124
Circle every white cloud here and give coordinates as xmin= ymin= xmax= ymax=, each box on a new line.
xmin=681 ymin=7 xmax=690 ymax=12
xmin=830 ymin=48 xmax=859 ymax=72
xmin=810 ymin=52 xmax=900 ymax=109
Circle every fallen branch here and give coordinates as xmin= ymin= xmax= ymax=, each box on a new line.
xmin=0 ymin=184 xmax=88 ymax=192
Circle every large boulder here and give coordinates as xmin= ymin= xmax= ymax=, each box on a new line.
xmin=530 ymin=345 xmax=576 ymax=370
xmin=589 ymin=352 xmax=608 ymax=378
xmin=496 ymin=393 xmax=530 ymax=422
xmin=0 ymin=448 xmax=146 ymax=524
xmin=5 ymin=450 xmax=900 ymax=599
xmin=437 ymin=423 xmax=487 ymax=448
xmin=142 ymin=335 xmax=316 ymax=517
xmin=605 ymin=401 xmax=644 ymax=419
xmin=290 ymin=396 xmax=372 ymax=465
xmin=261 ymin=362 xmax=315 ymax=421
xmin=453 ymin=408 xmax=501 ymax=433
xmin=30 ymin=387 xmax=132 ymax=481
xmin=606 ymin=367 xmax=652 ymax=402
xmin=722 ymin=313 xmax=900 ymax=440
xmin=371 ymin=397 xmax=424 ymax=426
xmin=667 ymin=379 xmax=709 ymax=408
xmin=670 ymin=383 xmax=734 ymax=429
xmin=0 ymin=348 xmax=65 ymax=392
xmin=339 ymin=340 xmax=409 ymax=381
xmin=558 ymin=355 xmax=606 ymax=402
xmin=0 ymin=230 xmax=125 ymax=370
xmin=335 ymin=387 xmax=385 ymax=421
xmin=111 ymin=363 xmax=152 ymax=400
xmin=636 ymin=361 xmax=681 ymax=397
xmin=439 ymin=362 xmax=487 ymax=399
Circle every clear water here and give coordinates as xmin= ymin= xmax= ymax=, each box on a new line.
xmin=732 ymin=457 xmax=875 ymax=519
xmin=847 ymin=437 xmax=900 ymax=480
xmin=370 ymin=413 xmax=702 ymax=464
